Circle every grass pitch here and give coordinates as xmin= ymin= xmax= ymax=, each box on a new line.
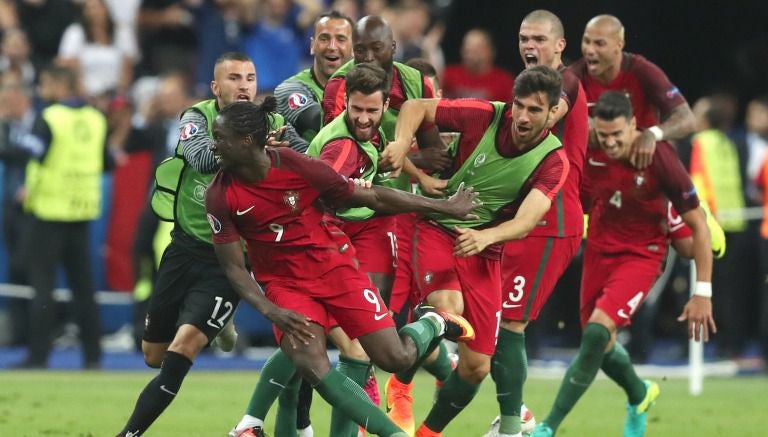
xmin=0 ymin=370 xmax=764 ymax=436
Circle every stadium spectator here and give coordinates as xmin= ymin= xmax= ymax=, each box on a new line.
xmin=57 ymin=0 xmax=138 ymax=99
xmin=381 ymin=65 xmax=569 ymax=437
xmin=482 ymin=10 xmax=589 ymax=437
xmin=0 ymin=71 xmax=34 ymax=346
xmin=239 ymin=0 xmax=322 ymax=92
xmin=13 ymin=65 xmax=107 ymax=369
xmin=14 ymin=0 xmax=79 ymax=71
xmin=689 ymin=95 xmax=752 ymax=359
xmin=569 ymin=14 xmax=697 ymax=169
xmin=531 ymin=91 xmax=714 ymax=437
xmin=136 ymin=0 xmax=198 ymax=76
xmin=441 ymin=28 xmax=514 ymax=102
xmin=0 ymin=28 xmax=35 ymax=88
xmin=751 ymin=95 xmax=768 ymax=370
xmin=206 ymin=96 xmax=476 ymax=437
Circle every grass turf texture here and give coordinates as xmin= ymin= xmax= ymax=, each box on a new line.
xmin=0 ymin=371 xmax=764 ymax=436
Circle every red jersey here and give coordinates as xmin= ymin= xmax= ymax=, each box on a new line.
xmin=322 ymin=66 xmax=435 ymax=126
xmin=569 ymin=52 xmax=687 ymax=129
xmin=206 ymin=148 xmax=356 ymax=282
xmin=441 ymin=64 xmax=515 ymax=103
xmin=582 ymin=141 xmax=699 ymax=257
xmin=318 ymin=137 xmax=377 ymax=179
xmin=528 ymin=66 xmax=589 ymax=238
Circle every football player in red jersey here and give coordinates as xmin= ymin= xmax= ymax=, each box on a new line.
xmin=570 ymin=14 xmax=696 ymax=169
xmin=206 ymin=98 xmax=479 ymax=437
xmin=531 ymin=91 xmax=715 ymax=437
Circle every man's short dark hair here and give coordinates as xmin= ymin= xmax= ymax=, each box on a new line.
xmin=594 ymin=91 xmax=634 ymax=121
xmin=345 ymin=63 xmax=389 ymax=102
xmin=513 ymin=65 xmax=561 ymax=108
xmin=315 ymin=10 xmax=355 ymax=31
xmin=214 ymin=52 xmax=253 ymax=67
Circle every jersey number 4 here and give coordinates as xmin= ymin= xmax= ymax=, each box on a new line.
xmin=609 ymin=190 xmax=622 ymax=209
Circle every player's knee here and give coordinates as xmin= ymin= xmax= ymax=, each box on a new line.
xmin=370 ymin=347 xmax=411 ymax=373
xmin=143 ymin=351 xmax=163 ymax=368
xmin=293 ymin=355 xmax=331 ymax=386
xmin=426 ymin=291 xmax=464 ymax=315
xmin=457 ymin=359 xmax=490 ymax=384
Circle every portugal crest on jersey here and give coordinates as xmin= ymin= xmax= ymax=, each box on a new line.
xmin=284 ymin=190 xmax=300 ymax=213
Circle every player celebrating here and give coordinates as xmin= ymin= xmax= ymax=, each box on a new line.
xmin=381 ymin=65 xmax=569 ymax=437
xmin=570 ymin=14 xmax=696 ymax=168
xmin=531 ymin=91 xmax=716 ymax=437
xmin=206 ymin=98 xmax=478 ymax=437
xmin=483 ymin=10 xmax=589 ymax=437
xmin=274 ymin=11 xmax=354 ymax=142
xmin=231 ymin=11 xmax=353 ymax=437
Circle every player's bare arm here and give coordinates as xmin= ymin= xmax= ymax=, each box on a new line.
xmin=380 ymin=98 xmax=441 ymax=173
xmin=630 ymin=102 xmax=696 ymax=169
xmin=453 ymin=188 xmax=552 ymax=257
xmin=346 ymin=180 xmax=479 ymax=219
xmin=213 ymin=241 xmax=315 ymax=348
xmin=676 ymin=206 xmax=717 ymax=342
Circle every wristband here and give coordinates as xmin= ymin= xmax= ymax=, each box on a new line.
xmin=694 ymin=281 xmax=712 ymax=298
xmin=647 ymin=125 xmax=664 ymax=141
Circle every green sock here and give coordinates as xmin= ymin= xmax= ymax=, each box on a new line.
xmin=491 ymin=328 xmax=526 ymax=435
xmin=315 ymin=368 xmax=407 ymax=437
xmin=422 ymin=341 xmax=453 ymax=383
xmin=543 ymin=323 xmax=610 ymax=431
xmin=275 ymin=373 xmax=300 ymax=436
xmin=330 ymin=356 xmax=372 ymax=437
xmin=399 ymin=318 xmax=441 ymax=358
xmin=246 ymin=349 xmax=296 ymax=418
xmin=601 ymin=343 xmax=646 ymax=405
xmin=423 ymin=370 xmax=481 ymax=432
xmin=393 ymin=339 xmax=443 ymax=385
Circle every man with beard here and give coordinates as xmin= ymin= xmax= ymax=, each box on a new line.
xmin=482 ymin=10 xmax=589 ymax=437
xmin=380 ymin=65 xmax=569 ymax=437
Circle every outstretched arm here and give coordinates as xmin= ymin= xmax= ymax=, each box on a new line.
xmin=213 ymin=242 xmax=315 ymax=348
xmin=630 ymin=103 xmax=696 ymax=169
xmin=345 ymin=180 xmax=478 ymax=220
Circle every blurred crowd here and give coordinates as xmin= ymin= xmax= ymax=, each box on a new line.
xmin=0 ymin=0 xmax=767 ymax=369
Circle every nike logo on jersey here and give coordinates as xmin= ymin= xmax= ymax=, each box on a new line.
xmin=160 ymin=385 xmax=177 ymax=396
xmin=502 ymin=302 xmax=522 ymax=309
xmin=588 ymin=158 xmax=607 ymax=167
xmin=236 ymin=205 xmax=256 ymax=215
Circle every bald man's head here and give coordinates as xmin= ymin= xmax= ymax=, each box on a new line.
xmin=586 ymin=15 xmax=625 ymax=41
xmin=352 ymin=15 xmax=396 ymax=72
xmin=581 ymin=14 xmax=625 ymax=82
xmin=519 ymin=9 xmax=566 ymax=69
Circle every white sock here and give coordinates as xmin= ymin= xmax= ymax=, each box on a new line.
xmin=420 ymin=312 xmax=447 ymax=336
xmin=297 ymin=424 xmax=314 ymax=437
xmin=236 ymin=415 xmax=263 ymax=431
xmin=499 ymin=433 xmax=522 ymax=437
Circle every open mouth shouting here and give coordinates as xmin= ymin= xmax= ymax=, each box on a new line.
xmin=524 ymin=53 xmax=539 ymax=67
